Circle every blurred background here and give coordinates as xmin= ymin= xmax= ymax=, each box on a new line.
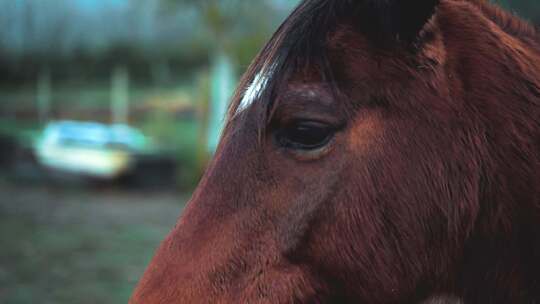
xmin=0 ymin=0 xmax=537 ymax=303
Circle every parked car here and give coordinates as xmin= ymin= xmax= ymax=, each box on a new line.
xmin=34 ymin=121 xmax=149 ymax=179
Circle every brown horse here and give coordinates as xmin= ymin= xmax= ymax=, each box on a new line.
xmin=130 ymin=0 xmax=540 ymax=303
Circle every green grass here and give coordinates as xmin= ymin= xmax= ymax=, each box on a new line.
xmin=0 ymin=182 xmax=186 ymax=304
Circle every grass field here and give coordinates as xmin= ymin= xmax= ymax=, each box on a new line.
xmin=0 ymin=180 xmax=188 ymax=304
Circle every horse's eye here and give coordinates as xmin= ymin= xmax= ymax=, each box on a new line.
xmin=276 ymin=121 xmax=335 ymax=150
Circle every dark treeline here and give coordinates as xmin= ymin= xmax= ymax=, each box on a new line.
xmin=0 ymin=0 xmax=296 ymax=85
xmin=0 ymin=45 xmax=209 ymax=85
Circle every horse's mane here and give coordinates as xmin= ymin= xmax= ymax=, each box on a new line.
xmin=226 ymin=0 xmax=540 ymax=130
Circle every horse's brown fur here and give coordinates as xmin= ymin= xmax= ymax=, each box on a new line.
xmin=130 ymin=0 xmax=540 ymax=303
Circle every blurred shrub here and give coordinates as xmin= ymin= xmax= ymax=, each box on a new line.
xmin=139 ymin=109 xmax=201 ymax=190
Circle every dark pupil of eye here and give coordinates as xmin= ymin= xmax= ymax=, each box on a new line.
xmin=279 ymin=123 xmax=333 ymax=149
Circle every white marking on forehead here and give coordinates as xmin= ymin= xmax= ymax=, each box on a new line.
xmin=236 ymin=64 xmax=275 ymax=114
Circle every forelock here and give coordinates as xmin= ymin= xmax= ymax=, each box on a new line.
xmin=228 ymin=0 xmax=344 ymax=124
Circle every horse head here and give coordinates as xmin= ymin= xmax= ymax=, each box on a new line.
xmin=131 ymin=0 xmax=540 ymax=302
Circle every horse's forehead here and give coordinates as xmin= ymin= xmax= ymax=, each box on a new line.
xmin=237 ymin=68 xmax=337 ymax=115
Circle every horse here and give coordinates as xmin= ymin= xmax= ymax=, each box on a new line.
xmin=130 ymin=0 xmax=540 ymax=302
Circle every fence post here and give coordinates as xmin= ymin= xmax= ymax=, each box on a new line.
xmin=36 ymin=67 xmax=51 ymax=124
xmin=207 ymin=51 xmax=235 ymax=153
xmin=111 ymin=65 xmax=129 ymax=125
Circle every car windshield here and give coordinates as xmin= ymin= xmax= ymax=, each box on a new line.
xmin=42 ymin=121 xmax=147 ymax=151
